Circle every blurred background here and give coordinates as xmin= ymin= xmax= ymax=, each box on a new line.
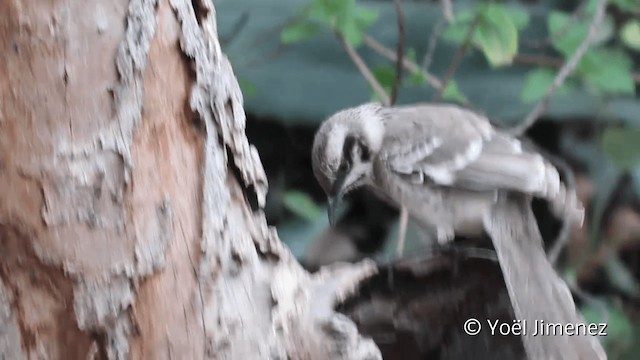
xmin=217 ymin=0 xmax=640 ymax=357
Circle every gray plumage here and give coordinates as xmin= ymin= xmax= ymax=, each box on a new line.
xmin=311 ymin=102 xmax=583 ymax=243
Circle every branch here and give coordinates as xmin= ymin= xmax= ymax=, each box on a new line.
xmin=363 ymin=35 xmax=443 ymax=90
xmin=390 ymin=0 xmax=405 ymax=105
xmin=421 ymin=18 xmax=446 ymax=73
xmin=514 ymin=54 xmax=564 ymax=68
xmin=440 ymin=0 xmax=454 ymax=24
xmin=515 ymin=54 xmax=640 ymax=85
xmin=434 ymin=14 xmax=479 ymax=101
xmin=338 ymin=33 xmax=391 ymax=106
xmin=509 ymin=0 xmax=609 ymax=136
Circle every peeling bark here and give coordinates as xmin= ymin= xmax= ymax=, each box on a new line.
xmin=0 ymin=0 xmax=379 ymax=359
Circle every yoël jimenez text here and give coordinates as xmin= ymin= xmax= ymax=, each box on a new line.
xmin=487 ymin=319 xmax=608 ymax=336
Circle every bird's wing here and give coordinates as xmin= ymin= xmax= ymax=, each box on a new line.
xmin=380 ymin=104 xmax=494 ymax=186
xmin=380 ymin=104 xmax=561 ymax=199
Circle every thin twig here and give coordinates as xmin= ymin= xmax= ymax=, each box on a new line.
xmin=337 ymin=33 xmax=391 ymax=106
xmin=509 ymin=0 xmax=609 ymax=136
xmin=422 ymin=18 xmax=446 ymax=73
xmin=516 ymin=54 xmax=640 ymax=85
xmin=440 ymin=0 xmax=455 ymax=24
xmin=390 ymin=0 xmax=405 ymax=105
xmin=434 ymin=14 xmax=480 ymax=101
xmin=363 ymin=35 xmax=443 ymax=90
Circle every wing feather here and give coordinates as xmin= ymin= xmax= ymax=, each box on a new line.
xmin=380 ymin=104 xmax=493 ymax=185
xmin=379 ymin=104 xmax=560 ymax=198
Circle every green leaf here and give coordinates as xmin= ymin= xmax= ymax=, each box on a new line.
xmin=548 ymin=11 xmax=614 ymax=56
xmin=442 ymin=81 xmax=468 ymax=103
xmin=620 ymin=20 xmax=640 ymax=51
xmin=474 ymin=4 xmax=519 ymax=67
xmin=371 ymin=65 xmax=394 ymax=98
xmin=548 ymin=11 xmax=588 ymax=56
xmin=404 ymin=48 xmax=427 ymax=86
xmin=281 ymin=20 xmax=321 ymax=44
xmin=443 ymin=6 xmax=528 ymax=44
xmin=372 ymin=66 xmax=395 ymax=90
xmin=328 ymin=0 xmax=378 ymax=47
xmin=520 ymin=68 xmax=571 ymax=103
xmin=442 ymin=10 xmax=475 ymax=43
xmin=282 ymin=191 xmax=322 ymax=222
xmin=406 ymin=47 xmax=417 ymax=63
xmin=577 ymin=47 xmax=635 ymax=95
xmin=409 ymin=71 xmax=426 ymax=86
xmin=338 ymin=17 xmax=363 ymax=47
xmin=309 ymin=0 xmax=349 ymax=22
xmin=508 ymin=7 xmax=530 ymax=30
xmin=601 ymin=126 xmax=640 ymax=169
xmin=354 ymin=7 xmax=379 ymax=29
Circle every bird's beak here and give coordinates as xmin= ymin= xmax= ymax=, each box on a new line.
xmin=327 ymin=170 xmax=348 ymax=226
xmin=327 ymin=196 xmax=339 ymax=226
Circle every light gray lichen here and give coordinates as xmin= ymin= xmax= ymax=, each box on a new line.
xmin=0 ymin=278 xmax=27 ymax=360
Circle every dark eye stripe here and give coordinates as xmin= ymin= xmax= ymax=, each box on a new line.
xmin=342 ymin=135 xmax=357 ymax=164
xmin=358 ymin=139 xmax=370 ymax=161
xmin=340 ymin=135 xmax=371 ymax=170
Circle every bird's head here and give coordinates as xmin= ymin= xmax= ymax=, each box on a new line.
xmin=311 ymin=102 xmax=386 ymax=225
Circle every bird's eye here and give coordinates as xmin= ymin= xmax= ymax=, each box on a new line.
xmin=356 ymin=140 xmax=370 ymax=162
xmin=338 ymin=162 xmax=349 ymax=172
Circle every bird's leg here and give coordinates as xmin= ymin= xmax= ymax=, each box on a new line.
xmin=395 ymin=206 xmax=409 ymax=258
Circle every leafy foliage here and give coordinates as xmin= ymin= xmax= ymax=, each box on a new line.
xmin=546 ymin=9 xmax=635 ymax=96
xmin=442 ymin=80 xmax=468 ymax=104
xmin=521 ymin=68 xmax=568 ymax=103
xmin=620 ymin=20 xmax=640 ymax=51
xmin=581 ymin=298 xmax=636 ymax=358
xmin=443 ymin=3 xmax=529 ymax=67
xmin=577 ymin=48 xmax=635 ymax=95
xmin=281 ymin=19 xmax=321 ymax=44
xmin=281 ymin=0 xmax=378 ymax=47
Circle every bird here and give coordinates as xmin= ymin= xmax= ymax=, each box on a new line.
xmin=311 ymin=102 xmax=583 ymax=246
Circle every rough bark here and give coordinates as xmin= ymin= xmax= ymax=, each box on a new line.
xmin=0 ymin=1 xmax=380 ymax=359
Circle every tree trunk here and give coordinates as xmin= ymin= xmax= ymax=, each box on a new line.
xmin=0 ymin=1 xmax=380 ymax=359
